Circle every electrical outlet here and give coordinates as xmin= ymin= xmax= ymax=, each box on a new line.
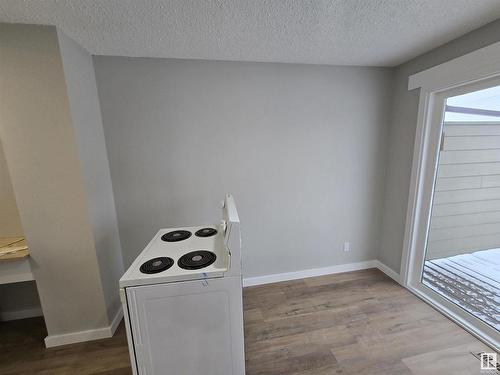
xmin=343 ymin=241 xmax=351 ymax=252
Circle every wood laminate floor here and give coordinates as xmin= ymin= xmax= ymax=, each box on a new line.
xmin=0 ymin=269 xmax=495 ymax=374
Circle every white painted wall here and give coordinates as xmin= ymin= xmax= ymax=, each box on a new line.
xmin=0 ymin=137 xmax=41 ymax=319
xmin=57 ymin=30 xmax=124 ymax=323
xmin=94 ymin=57 xmax=393 ymax=277
xmin=0 ymin=24 xmax=120 ymax=340
xmin=0 ymin=139 xmax=23 ymax=237
xmin=0 ymin=281 xmax=41 ymax=321
xmin=379 ymin=18 xmax=500 ymax=273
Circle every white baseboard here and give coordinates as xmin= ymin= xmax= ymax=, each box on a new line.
xmin=242 ymin=260 xmax=402 ymax=287
xmin=373 ymin=260 xmax=402 ymax=284
xmin=243 ymin=260 xmax=378 ymax=287
xmin=44 ymin=325 xmax=113 ymax=348
xmin=44 ymin=306 xmax=123 ymax=348
xmin=0 ymin=306 xmax=43 ymax=321
xmin=110 ymin=305 xmax=124 ymax=335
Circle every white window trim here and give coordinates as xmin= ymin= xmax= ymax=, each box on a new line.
xmin=402 ymin=41 xmax=500 ymax=351
xmin=408 ymin=41 xmax=500 ymax=92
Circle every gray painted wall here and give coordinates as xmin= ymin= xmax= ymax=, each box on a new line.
xmin=0 ymin=24 xmax=115 ymax=336
xmin=57 ymin=30 xmax=124 ymax=321
xmin=0 ymin=281 xmax=40 ymax=318
xmin=379 ymin=19 xmax=500 ymax=273
xmin=94 ymin=58 xmax=393 ymax=277
xmin=0 ymin=139 xmax=23 ymax=237
xmin=0 ymin=140 xmax=41 ymax=318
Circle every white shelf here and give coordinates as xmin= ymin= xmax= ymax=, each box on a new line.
xmin=0 ymin=257 xmax=34 ymax=285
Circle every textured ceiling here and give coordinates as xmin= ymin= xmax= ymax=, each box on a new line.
xmin=1 ymin=0 xmax=500 ymax=67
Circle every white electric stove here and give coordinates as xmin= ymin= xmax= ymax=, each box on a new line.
xmin=120 ymin=194 xmax=245 ymax=375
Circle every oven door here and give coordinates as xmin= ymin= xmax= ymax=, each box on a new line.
xmin=126 ymin=276 xmax=245 ymax=375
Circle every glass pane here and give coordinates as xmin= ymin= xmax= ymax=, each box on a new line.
xmin=423 ymin=85 xmax=500 ymax=332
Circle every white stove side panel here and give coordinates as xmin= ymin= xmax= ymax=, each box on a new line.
xmin=121 ymin=288 xmax=139 ymax=375
xmin=126 ymin=276 xmax=245 ymax=375
xmin=223 ymin=194 xmax=242 ymax=277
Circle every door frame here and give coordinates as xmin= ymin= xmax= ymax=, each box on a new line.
xmin=401 ymin=41 xmax=500 ymax=351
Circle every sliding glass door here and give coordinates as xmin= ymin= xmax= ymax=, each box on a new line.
xmin=408 ymin=77 xmax=500 ymax=349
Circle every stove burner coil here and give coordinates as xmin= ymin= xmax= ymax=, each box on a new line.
xmin=140 ymin=257 xmax=174 ymax=274
xmin=195 ymin=228 xmax=218 ymax=237
xmin=161 ymin=230 xmax=192 ymax=242
xmin=178 ymin=250 xmax=217 ymax=270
